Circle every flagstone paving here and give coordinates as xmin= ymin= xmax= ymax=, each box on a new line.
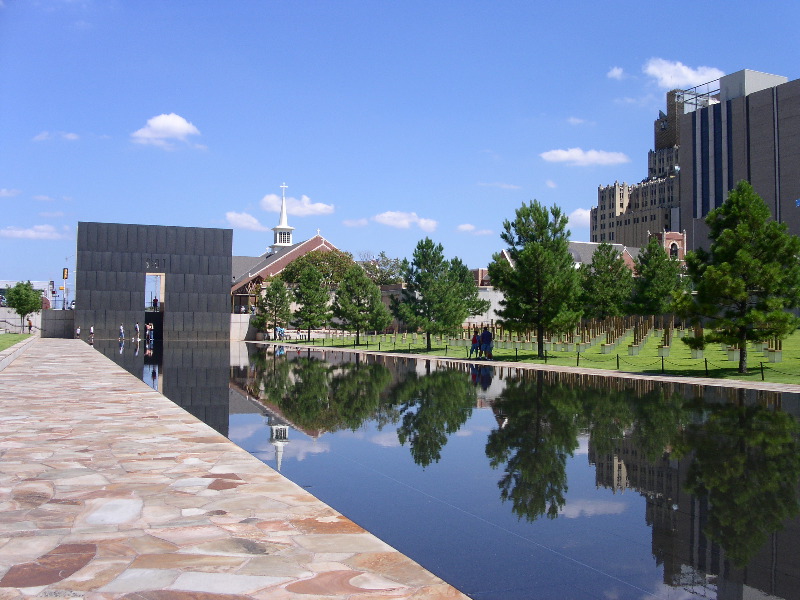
xmin=0 ymin=338 xmax=470 ymax=600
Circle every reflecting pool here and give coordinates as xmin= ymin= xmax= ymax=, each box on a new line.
xmin=96 ymin=340 xmax=800 ymax=600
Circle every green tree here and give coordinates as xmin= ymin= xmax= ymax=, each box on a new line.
xmin=631 ymin=237 xmax=684 ymax=316
xmin=333 ymin=265 xmax=392 ymax=344
xmin=292 ymin=267 xmax=332 ymax=339
xmin=6 ymin=281 xmax=41 ymax=332
xmin=392 ymin=367 xmax=476 ymax=468
xmin=254 ymin=279 xmax=292 ymax=338
xmin=392 ymin=238 xmax=489 ymax=350
xmin=488 ymin=201 xmax=582 ymax=358
xmin=578 ymin=242 xmax=633 ymax=320
xmin=676 ymin=181 xmax=800 ymax=373
xmin=359 ymin=250 xmax=403 ymax=285
xmin=678 ymin=401 xmax=800 ymax=567
xmin=485 ymin=371 xmax=581 ymax=521
xmin=280 ymin=249 xmax=355 ymax=289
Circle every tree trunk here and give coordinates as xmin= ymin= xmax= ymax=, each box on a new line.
xmin=537 ymin=325 xmax=545 ymax=359
xmin=426 ymin=331 xmax=432 ymax=351
xmin=356 ymin=329 xmax=360 ymax=345
xmin=739 ymin=330 xmax=748 ymax=374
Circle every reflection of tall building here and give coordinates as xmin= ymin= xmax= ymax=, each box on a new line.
xmin=588 ymin=431 xmax=800 ymax=599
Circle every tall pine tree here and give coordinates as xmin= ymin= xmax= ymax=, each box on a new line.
xmin=392 ymin=238 xmax=489 ymax=350
xmin=292 ymin=267 xmax=332 ymax=340
xmin=631 ymin=237 xmax=683 ymax=316
xmin=488 ymin=201 xmax=581 ymax=357
xmin=333 ymin=265 xmax=392 ymax=344
xmin=677 ymin=181 xmax=800 ymax=373
xmin=578 ymin=243 xmax=633 ymax=320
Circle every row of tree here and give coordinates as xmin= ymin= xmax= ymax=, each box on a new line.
xmin=254 ymin=239 xmax=490 ymax=348
xmin=487 ymin=181 xmax=800 ymax=373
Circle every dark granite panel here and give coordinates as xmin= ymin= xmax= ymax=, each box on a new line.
xmin=135 ymin=225 xmax=147 ymax=253
xmin=174 ymin=227 xmax=186 ymax=255
xmin=185 ymin=228 xmax=197 ymax=255
xmin=127 ymin=226 xmax=138 ymax=254
xmin=94 ymin=223 xmax=108 ymax=253
xmin=185 ymin=273 xmax=195 ymax=292
xmin=77 ymin=223 xmax=89 ymax=253
xmin=115 ymin=225 xmax=128 ymax=251
xmin=110 ymin=252 xmax=121 ymax=273
xmin=156 ymin=227 xmax=167 ymax=253
xmin=200 ymin=255 xmax=209 ymax=275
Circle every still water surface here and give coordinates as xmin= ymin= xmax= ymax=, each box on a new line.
xmin=95 ymin=339 xmax=800 ymax=600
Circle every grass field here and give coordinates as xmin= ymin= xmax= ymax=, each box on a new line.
xmin=0 ymin=333 xmax=30 ymax=353
xmin=285 ymin=329 xmax=800 ymax=385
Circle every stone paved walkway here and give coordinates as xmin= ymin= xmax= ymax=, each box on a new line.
xmin=0 ymin=338 xmax=470 ymax=600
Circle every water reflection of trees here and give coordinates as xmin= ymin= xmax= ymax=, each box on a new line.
xmin=253 ymin=350 xmax=393 ymax=434
xmin=244 ymin=348 xmax=800 ymax=569
xmin=391 ymin=363 xmax=477 ymax=468
xmin=677 ymin=400 xmax=800 ymax=567
xmin=485 ymin=371 xmax=581 ymax=520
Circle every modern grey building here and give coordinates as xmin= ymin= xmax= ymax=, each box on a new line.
xmin=591 ymin=69 xmax=800 ymax=252
xmin=679 ymin=69 xmax=800 ymax=250
xmin=75 ymin=222 xmax=232 ymax=341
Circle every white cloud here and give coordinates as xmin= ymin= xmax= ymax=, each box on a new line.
xmin=33 ymin=195 xmax=55 ymax=202
xmin=38 ymin=211 xmax=64 ymax=218
xmin=343 ymin=218 xmax=369 ymax=227
xmin=643 ymin=58 xmax=724 ymax=89
xmin=0 ymin=224 xmax=68 ymax=240
xmin=545 ymin=180 xmax=557 ymax=189
xmin=32 ymin=131 xmax=79 ymax=141
xmin=567 ymin=117 xmax=585 ymax=125
xmin=568 ymin=208 xmax=591 ymax=228
xmin=225 ymin=211 xmax=269 ymax=231
xmin=373 ymin=211 xmax=437 ymax=232
xmin=0 ymin=188 xmax=21 ymax=197
xmin=131 ymin=113 xmax=201 ymax=149
xmin=478 ymin=182 xmax=521 ymax=190
xmin=559 ymin=499 xmax=627 ymax=519
xmin=369 ymin=431 xmax=401 ymax=447
xmin=540 ymin=148 xmax=630 ymax=167
xmin=458 ymin=223 xmax=493 ymax=236
xmin=260 ymin=193 xmax=334 ymax=217
xmin=607 ymin=66 xmax=624 ymax=80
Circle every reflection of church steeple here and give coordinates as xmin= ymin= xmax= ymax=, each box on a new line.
xmin=270 ymin=422 xmax=289 ymax=472
xmin=270 ymin=182 xmax=295 ymax=254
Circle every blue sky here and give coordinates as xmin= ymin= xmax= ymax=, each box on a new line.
xmin=2 ymin=1 xmax=799 ymax=284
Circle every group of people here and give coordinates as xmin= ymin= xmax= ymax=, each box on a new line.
xmin=469 ymin=326 xmax=494 ymax=360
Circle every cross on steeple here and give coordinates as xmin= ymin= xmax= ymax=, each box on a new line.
xmin=269 ymin=182 xmax=295 ymax=254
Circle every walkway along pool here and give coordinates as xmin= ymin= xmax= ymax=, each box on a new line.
xmin=95 ymin=340 xmax=800 ymax=600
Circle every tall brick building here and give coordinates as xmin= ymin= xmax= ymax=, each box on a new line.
xmin=591 ymin=69 xmax=800 ymax=252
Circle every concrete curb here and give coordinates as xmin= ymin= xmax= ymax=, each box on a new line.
xmin=0 ymin=335 xmax=37 ymax=372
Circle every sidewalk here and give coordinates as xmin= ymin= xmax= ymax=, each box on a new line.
xmin=0 ymin=338 xmax=470 ymax=599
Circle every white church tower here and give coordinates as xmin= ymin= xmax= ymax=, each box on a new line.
xmin=269 ymin=182 xmax=295 ymax=254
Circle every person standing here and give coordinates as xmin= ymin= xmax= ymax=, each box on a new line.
xmin=480 ymin=326 xmax=493 ymax=360
xmin=135 ymin=322 xmax=140 ymax=341
xmin=75 ymin=327 xmax=81 ymax=339
xmin=469 ymin=328 xmax=480 ymax=358
xmin=119 ymin=324 xmax=125 ymax=341
xmin=27 ymin=318 xmax=32 ymax=334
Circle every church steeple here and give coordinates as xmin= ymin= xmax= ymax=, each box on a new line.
xmin=270 ymin=182 xmax=295 ymax=254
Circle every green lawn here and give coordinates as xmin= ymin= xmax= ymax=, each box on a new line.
xmin=0 ymin=333 xmax=30 ymax=353
xmin=283 ymin=329 xmax=800 ymax=385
